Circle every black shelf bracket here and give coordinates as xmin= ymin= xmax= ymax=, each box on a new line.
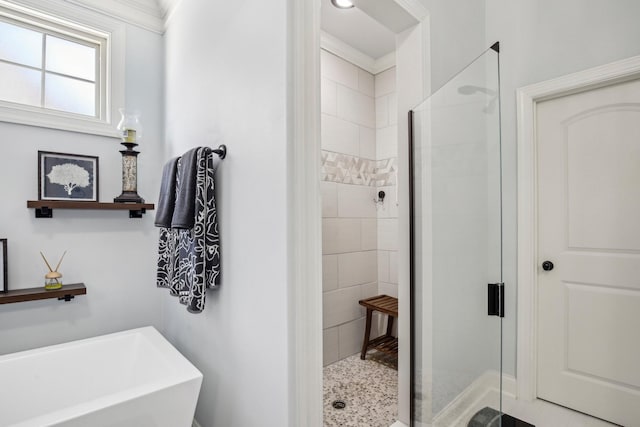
xmin=35 ymin=206 xmax=53 ymax=218
xmin=129 ymin=208 xmax=146 ymax=218
xmin=58 ymin=294 xmax=75 ymax=302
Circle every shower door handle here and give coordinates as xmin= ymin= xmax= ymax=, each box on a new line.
xmin=488 ymin=283 xmax=504 ymax=317
xmin=542 ymin=260 xmax=554 ymax=271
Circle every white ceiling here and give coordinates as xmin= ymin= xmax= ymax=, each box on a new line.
xmin=320 ymin=0 xmax=396 ymax=60
xmin=60 ymin=0 xmax=426 ymax=50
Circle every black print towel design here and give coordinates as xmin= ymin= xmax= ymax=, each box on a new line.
xmin=156 ymin=146 xmax=220 ymax=313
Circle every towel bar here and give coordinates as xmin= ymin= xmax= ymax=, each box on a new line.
xmin=212 ymin=145 xmax=227 ymax=159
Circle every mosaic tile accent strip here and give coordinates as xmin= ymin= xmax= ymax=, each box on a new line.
xmin=323 ymin=353 xmax=398 ymax=427
xmin=321 ymin=150 xmax=397 ymax=187
xmin=376 ymin=158 xmax=397 ymax=187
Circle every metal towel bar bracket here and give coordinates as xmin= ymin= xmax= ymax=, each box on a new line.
xmin=212 ymin=145 xmax=227 ymax=159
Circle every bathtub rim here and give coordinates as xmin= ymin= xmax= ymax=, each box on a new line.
xmin=0 ymin=326 xmax=203 ymax=427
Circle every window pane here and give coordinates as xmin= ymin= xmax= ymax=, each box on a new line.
xmin=45 ymin=73 xmax=95 ymax=116
xmin=0 ymin=20 xmax=42 ymax=67
xmin=46 ymin=35 xmax=96 ymax=81
xmin=0 ymin=61 xmax=41 ymax=106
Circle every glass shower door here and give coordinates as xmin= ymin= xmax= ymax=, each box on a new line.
xmin=410 ymin=45 xmax=503 ymax=427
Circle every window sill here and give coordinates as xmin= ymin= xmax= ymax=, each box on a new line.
xmin=0 ymin=104 xmax=119 ymax=138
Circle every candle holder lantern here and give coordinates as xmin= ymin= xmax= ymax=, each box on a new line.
xmin=114 ymin=109 xmax=145 ymax=203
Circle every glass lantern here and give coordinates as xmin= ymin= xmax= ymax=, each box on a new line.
xmin=116 ymin=108 xmax=143 ymax=143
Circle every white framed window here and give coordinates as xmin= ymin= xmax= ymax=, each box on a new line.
xmin=0 ymin=0 xmax=124 ymax=137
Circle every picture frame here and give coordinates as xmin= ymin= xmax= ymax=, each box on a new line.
xmin=0 ymin=239 xmax=7 ymax=293
xmin=38 ymin=151 xmax=99 ymax=202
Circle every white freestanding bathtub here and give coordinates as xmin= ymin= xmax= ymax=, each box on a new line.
xmin=0 ymin=327 xmax=203 ymax=427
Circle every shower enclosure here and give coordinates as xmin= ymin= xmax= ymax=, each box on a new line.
xmin=410 ymin=44 xmax=505 ymax=427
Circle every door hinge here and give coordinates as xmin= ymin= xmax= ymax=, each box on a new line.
xmin=488 ymin=282 xmax=504 ymax=317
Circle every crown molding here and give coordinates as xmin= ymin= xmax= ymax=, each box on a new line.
xmin=15 ymin=0 xmax=185 ymax=33
xmin=156 ymin=0 xmax=182 ymax=29
xmin=321 ymin=31 xmax=395 ymax=75
xmin=373 ymin=51 xmax=396 ymax=74
xmin=61 ymin=0 xmax=164 ymax=33
xmin=321 ymin=31 xmax=375 ymax=73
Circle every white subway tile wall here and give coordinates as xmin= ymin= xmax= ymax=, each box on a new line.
xmin=338 ymin=251 xmax=377 ymax=288
xmin=358 ymin=68 xmax=375 ymax=97
xmin=322 ymin=113 xmax=360 ymax=156
xmin=375 ymin=66 xmax=398 ymax=314
xmin=337 ymin=184 xmax=377 ymax=218
xmin=321 ymin=77 xmax=337 ymax=116
xmin=338 ymin=317 xmax=366 ymax=359
xmin=361 ymin=219 xmax=378 ymax=251
xmin=375 ymin=95 xmax=390 ymax=128
xmin=320 ymin=181 xmax=338 ymax=217
xmin=359 ymin=126 xmax=376 ymax=160
xmin=378 ymin=250 xmax=390 ymax=283
xmin=388 ymin=93 xmax=398 ymax=125
xmin=389 ymin=251 xmax=398 ymax=284
xmin=323 ymin=285 xmax=364 ymax=329
xmin=321 ymin=49 xmax=398 ymax=366
xmin=378 ymin=218 xmax=398 ymax=251
xmin=324 ymin=327 xmax=339 ymax=366
xmin=375 ymin=66 xmax=396 ymax=97
xmin=337 ymin=85 xmax=376 ymax=128
xmin=322 ymin=254 xmax=338 ymax=292
xmin=377 ymin=125 xmax=398 ymax=160
xmin=322 ymin=218 xmax=362 ymax=255
xmin=321 ymin=49 xmax=359 ymax=91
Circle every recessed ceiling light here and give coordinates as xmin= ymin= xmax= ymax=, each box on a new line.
xmin=331 ymin=0 xmax=354 ymax=9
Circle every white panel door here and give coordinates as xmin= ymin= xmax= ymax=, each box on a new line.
xmin=537 ymin=77 xmax=640 ymax=427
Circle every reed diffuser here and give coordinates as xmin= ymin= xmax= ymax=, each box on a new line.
xmin=40 ymin=251 xmax=67 ymax=290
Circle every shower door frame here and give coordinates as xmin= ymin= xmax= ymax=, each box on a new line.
xmin=408 ymin=110 xmax=417 ymax=425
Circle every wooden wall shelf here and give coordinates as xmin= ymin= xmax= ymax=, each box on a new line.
xmin=0 ymin=283 xmax=86 ymax=304
xmin=27 ymin=201 xmax=155 ymax=218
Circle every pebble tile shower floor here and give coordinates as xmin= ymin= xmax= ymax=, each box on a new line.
xmin=323 ymin=354 xmax=398 ymax=427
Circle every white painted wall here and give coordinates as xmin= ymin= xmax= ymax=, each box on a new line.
xmin=484 ymin=0 xmax=640 ymax=380
xmin=0 ymin=24 xmax=164 ymax=354
xmin=418 ymin=0 xmax=486 ymax=93
xmin=162 ymin=1 xmax=290 ymax=426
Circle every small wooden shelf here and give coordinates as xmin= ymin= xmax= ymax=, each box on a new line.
xmin=27 ymin=200 xmax=155 ymax=218
xmin=0 ymin=283 xmax=86 ymax=304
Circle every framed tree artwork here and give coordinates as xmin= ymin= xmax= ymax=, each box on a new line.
xmin=38 ymin=151 xmax=99 ymax=202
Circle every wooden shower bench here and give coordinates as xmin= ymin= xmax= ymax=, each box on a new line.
xmin=359 ymin=295 xmax=398 ymax=361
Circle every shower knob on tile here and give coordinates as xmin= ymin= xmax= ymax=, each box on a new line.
xmin=378 ymin=190 xmax=385 ymax=201
xmin=542 ymin=260 xmax=554 ymax=271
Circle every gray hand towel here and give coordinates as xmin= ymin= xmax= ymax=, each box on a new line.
xmin=171 ymin=147 xmax=200 ymax=229
xmin=154 ymin=157 xmax=179 ymax=228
